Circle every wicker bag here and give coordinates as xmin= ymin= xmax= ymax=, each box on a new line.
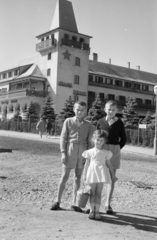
xmin=76 ymin=186 xmax=91 ymax=208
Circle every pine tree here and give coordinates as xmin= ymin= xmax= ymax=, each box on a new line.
xmin=40 ymin=95 xmax=55 ymax=120
xmin=122 ymin=97 xmax=139 ymax=128
xmin=86 ymin=94 xmax=105 ymax=126
xmin=25 ymin=101 xmax=38 ymax=122
xmin=57 ymin=96 xmax=75 ymax=123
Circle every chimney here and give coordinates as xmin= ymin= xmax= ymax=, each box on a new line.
xmin=109 ymin=58 xmax=111 ymax=64
xmin=127 ymin=62 xmax=130 ymax=68
xmin=136 ymin=66 xmax=140 ymax=70
xmin=93 ymin=53 xmax=98 ymax=61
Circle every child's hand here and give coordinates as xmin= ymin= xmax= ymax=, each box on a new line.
xmin=83 ymin=175 xmax=86 ymax=182
xmin=82 ymin=158 xmax=86 ymax=165
xmin=61 ymin=153 xmax=67 ymax=164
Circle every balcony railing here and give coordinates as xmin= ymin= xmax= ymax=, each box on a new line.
xmin=36 ymin=39 xmax=56 ymax=52
xmin=8 ymin=89 xmax=48 ymax=98
xmin=62 ymin=38 xmax=89 ymax=51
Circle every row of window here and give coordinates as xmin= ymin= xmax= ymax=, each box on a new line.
xmin=0 ymin=70 xmax=18 ymax=80
xmin=41 ymin=34 xmax=54 ymax=42
xmin=88 ymin=91 xmax=152 ymax=105
xmin=89 ymin=75 xmax=150 ymax=92
xmin=64 ymin=34 xmax=85 ymax=43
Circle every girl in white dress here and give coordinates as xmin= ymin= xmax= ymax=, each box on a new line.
xmin=82 ymin=130 xmax=117 ymax=220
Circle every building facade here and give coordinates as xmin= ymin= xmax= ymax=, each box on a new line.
xmin=0 ymin=0 xmax=157 ymax=120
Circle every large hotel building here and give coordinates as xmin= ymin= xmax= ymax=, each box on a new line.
xmin=0 ymin=0 xmax=157 ymax=120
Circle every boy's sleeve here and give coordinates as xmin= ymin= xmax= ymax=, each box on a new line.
xmin=87 ymin=124 xmax=95 ymax=149
xmin=60 ymin=119 xmax=68 ymax=153
xmin=119 ymin=121 xmax=127 ymax=149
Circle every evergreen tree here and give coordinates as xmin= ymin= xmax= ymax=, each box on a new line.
xmin=25 ymin=101 xmax=38 ymax=122
xmin=57 ymin=96 xmax=75 ymax=123
xmin=40 ymin=95 xmax=55 ymax=120
xmin=122 ymin=97 xmax=139 ymax=128
xmin=86 ymin=94 xmax=105 ymax=126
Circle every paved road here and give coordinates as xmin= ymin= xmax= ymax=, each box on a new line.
xmin=0 ymin=129 xmax=156 ymax=156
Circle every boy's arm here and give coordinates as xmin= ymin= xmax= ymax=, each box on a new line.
xmin=87 ymin=124 xmax=95 ymax=149
xmin=60 ymin=119 xmax=68 ymax=153
xmin=119 ymin=121 xmax=127 ymax=149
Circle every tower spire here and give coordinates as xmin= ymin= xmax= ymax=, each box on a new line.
xmin=50 ymin=0 xmax=78 ymax=33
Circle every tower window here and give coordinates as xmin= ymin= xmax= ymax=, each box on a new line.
xmin=88 ymin=75 xmax=93 ymax=82
xmin=14 ymin=70 xmax=18 ymax=76
xmin=8 ymin=72 xmax=12 ymax=78
xmin=115 ymin=80 xmax=123 ymax=87
xmin=80 ymin=38 xmax=84 ymax=43
xmin=125 ymin=82 xmax=131 ymax=88
xmin=142 ymin=85 xmax=149 ymax=91
xmin=3 ymin=73 xmax=6 ymax=79
xmin=72 ymin=36 xmax=77 ymax=41
xmin=74 ymin=75 xmax=79 ymax=84
xmin=134 ymin=83 xmax=140 ymax=89
xmin=108 ymin=94 xmax=115 ymax=100
xmin=119 ymin=96 xmax=126 ymax=101
xmin=47 ymin=69 xmax=51 ymax=76
xmin=106 ymin=78 xmax=113 ymax=85
xmin=75 ymin=57 xmax=80 ymax=66
xmin=48 ymin=53 xmax=51 ymax=60
xmin=136 ymin=98 xmax=142 ymax=104
xmin=64 ymin=34 xmax=69 ymax=39
xmin=99 ymin=93 xmax=104 ymax=99
xmin=73 ymin=94 xmax=79 ymax=102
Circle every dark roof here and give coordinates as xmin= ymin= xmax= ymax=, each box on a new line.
xmin=89 ymin=60 xmax=157 ymax=85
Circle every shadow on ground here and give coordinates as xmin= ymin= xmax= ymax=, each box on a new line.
xmin=0 ymin=148 xmax=12 ymax=153
xmin=100 ymin=212 xmax=157 ymax=233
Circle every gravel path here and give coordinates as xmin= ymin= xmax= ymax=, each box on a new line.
xmin=0 ymin=135 xmax=157 ymax=240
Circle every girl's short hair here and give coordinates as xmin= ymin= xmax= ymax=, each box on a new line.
xmin=92 ymin=129 xmax=108 ymax=141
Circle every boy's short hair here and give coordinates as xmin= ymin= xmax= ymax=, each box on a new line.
xmin=105 ymin=100 xmax=118 ymax=108
xmin=92 ymin=129 xmax=108 ymax=141
xmin=74 ymin=101 xmax=86 ymax=108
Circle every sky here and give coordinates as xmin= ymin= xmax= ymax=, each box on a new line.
xmin=0 ymin=0 xmax=157 ymax=74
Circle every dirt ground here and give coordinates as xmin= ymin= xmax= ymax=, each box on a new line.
xmin=0 ymin=135 xmax=157 ymax=240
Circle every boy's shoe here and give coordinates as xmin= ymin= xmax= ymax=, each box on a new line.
xmin=105 ymin=205 xmax=113 ymax=214
xmin=95 ymin=212 xmax=101 ymax=220
xmin=70 ymin=205 xmax=83 ymax=212
xmin=85 ymin=209 xmax=90 ymax=214
xmin=88 ymin=212 xmax=95 ymax=219
xmin=50 ymin=202 xmax=60 ymax=210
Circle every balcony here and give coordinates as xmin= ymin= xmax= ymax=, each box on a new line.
xmin=0 ymin=92 xmax=8 ymax=100
xmin=8 ymin=89 xmax=48 ymax=98
xmin=36 ymin=39 xmax=56 ymax=52
xmin=62 ymin=38 xmax=89 ymax=51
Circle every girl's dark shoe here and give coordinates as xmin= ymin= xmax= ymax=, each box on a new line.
xmin=50 ymin=202 xmax=60 ymax=210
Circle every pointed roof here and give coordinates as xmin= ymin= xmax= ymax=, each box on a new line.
xmin=15 ymin=64 xmax=46 ymax=80
xmin=50 ymin=0 xmax=78 ymax=33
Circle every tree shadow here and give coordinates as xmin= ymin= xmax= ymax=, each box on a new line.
xmin=0 ymin=148 xmax=12 ymax=153
xmin=100 ymin=212 xmax=157 ymax=233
